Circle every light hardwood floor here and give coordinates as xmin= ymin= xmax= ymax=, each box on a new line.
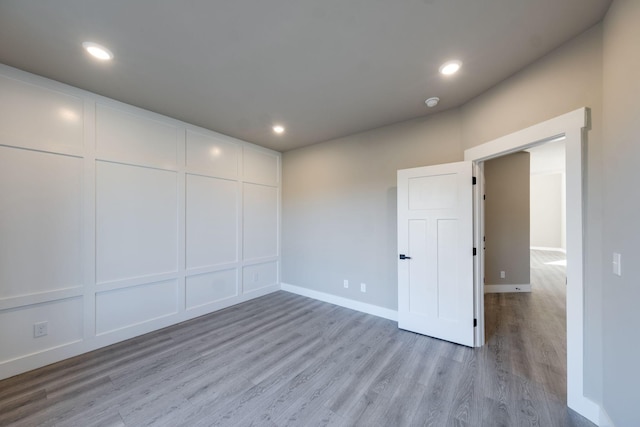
xmin=0 ymin=250 xmax=595 ymax=426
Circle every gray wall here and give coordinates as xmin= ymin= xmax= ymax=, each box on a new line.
xmin=484 ymin=152 xmax=530 ymax=285
xmin=283 ymin=23 xmax=604 ymax=401
xmin=530 ymin=173 xmax=564 ymax=249
xmin=460 ymin=23 xmax=604 ymax=404
xmin=602 ymin=1 xmax=640 ymax=425
xmin=283 ymin=110 xmax=462 ymax=309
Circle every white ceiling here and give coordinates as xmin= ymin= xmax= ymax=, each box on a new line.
xmin=0 ymin=0 xmax=611 ymax=151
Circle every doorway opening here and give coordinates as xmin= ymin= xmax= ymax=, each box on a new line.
xmin=464 ymin=108 xmax=599 ymax=423
xmin=482 ymin=140 xmax=569 ymax=404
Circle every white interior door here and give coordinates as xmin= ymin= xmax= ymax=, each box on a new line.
xmin=397 ymin=161 xmax=474 ymax=347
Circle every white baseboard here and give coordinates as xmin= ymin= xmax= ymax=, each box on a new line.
xmin=280 ymin=283 xmax=398 ymax=322
xmin=598 ymin=406 xmax=615 ymax=427
xmin=530 ymin=246 xmax=566 ymax=253
xmin=281 ymin=282 xmax=614 ymax=425
xmin=569 ymin=394 xmax=611 ymax=427
xmin=485 ymin=284 xmax=531 ymax=293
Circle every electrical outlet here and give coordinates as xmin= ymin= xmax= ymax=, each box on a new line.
xmin=360 ymin=283 xmax=366 ymax=293
xmin=500 ymin=271 xmax=506 ymax=279
xmin=34 ymin=321 xmax=48 ymax=338
xmin=343 ymin=279 xmax=349 ymax=289
xmin=253 ymin=272 xmax=259 ymax=282
xmin=613 ymin=253 xmax=622 ymax=276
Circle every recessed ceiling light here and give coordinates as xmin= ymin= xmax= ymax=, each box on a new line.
xmin=439 ymin=60 xmax=461 ymax=75
xmin=273 ymin=125 xmax=285 ymax=134
xmin=425 ymin=97 xmax=440 ymax=108
xmin=82 ymin=42 xmax=113 ymax=60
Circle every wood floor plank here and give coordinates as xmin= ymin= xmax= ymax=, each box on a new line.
xmin=325 ymin=336 xmax=402 ymax=417
xmin=447 ymin=347 xmax=482 ymax=426
xmin=512 ymin=374 xmax=554 ymax=427
xmin=0 ymin=333 xmax=173 ymax=405
xmin=409 ymin=355 xmax=462 ymax=427
xmin=0 ymin=250 xmax=597 ymax=426
xmin=271 ymin=319 xmax=395 ymax=425
xmin=5 ymin=374 xmax=117 ymax=427
xmin=202 ymin=325 xmax=386 ymax=425
xmin=178 ymin=317 xmax=379 ymax=426
xmin=481 ymin=396 xmax=512 ymax=427
xmin=277 ymin=396 xmax=346 ymax=427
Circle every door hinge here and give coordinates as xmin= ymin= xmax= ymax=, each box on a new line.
xmin=472 ymin=176 xmax=477 ymax=185
xmin=483 ymin=194 xmax=486 ymax=200
xmin=473 ymin=247 xmax=477 ymax=256
xmin=474 ymin=318 xmax=477 ymax=327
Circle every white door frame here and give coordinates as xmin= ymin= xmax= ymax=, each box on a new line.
xmin=464 ymin=108 xmax=600 ymax=423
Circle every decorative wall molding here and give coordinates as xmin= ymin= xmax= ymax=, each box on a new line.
xmin=0 ymin=63 xmax=281 ymax=380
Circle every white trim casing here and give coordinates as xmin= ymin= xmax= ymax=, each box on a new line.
xmin=484 ymin=284 xmax=531 ymax=293
xmin=530 ymin=246 xmax=567 ymax=253
xmin=472 ymin=162 xmax=486 ymax=346
xmin=464 ymin=108 xmax=601 ymax=424
xmin=280 ymin=283 xmax=398 ymax=322
xmin=598 ymin=408 xmax=616 ymax=427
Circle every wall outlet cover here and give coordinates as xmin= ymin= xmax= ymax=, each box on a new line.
xmin=613 ymin=252 xmax=622 ymax=276
xmin=34 ymin=321 xmax=48 ymax=338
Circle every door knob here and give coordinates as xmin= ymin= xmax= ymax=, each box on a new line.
xmin=399 ymin=254 xmax=411 ymax=260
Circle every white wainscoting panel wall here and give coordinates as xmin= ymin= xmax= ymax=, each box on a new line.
xmin=0 ymin=147 xmax=83 ymax=299
xmin=243 ymin=147 xmax=279 ymax=186
xmin=185 ymin=269 xmax=238 ymax=310
xmin=185 ymin=174 xmax=238 ymax=270
xmin=0 ymin=64 xmax=281 ymax=380
xmin=243 ymin=261 xmax=279 ymax=294
xmin=0 ymin=75 xmax=84 ymax=153
xmin=96 ymin=104 xmax=179 ymax=170
xmin=95 ymin=280 xmax=179 ymax=335
xmin=0 ymin=297 xmax=84 ymax=363
xmin=96 ymin=162 xmax=179 ymax=284
xmin=186 ymin=130 xmax=239 ymax=179
xmin=243 ymin=183 xmax=279 ymax=261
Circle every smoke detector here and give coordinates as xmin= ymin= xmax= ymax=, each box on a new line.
xmin=425 ymin=97 xmax=440 ymax=108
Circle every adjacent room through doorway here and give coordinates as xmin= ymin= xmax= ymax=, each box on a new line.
xmin=465 ymin=107 xmax=596 ymax=419
xmin=482 ymin=138 xmax=569 ymax=405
